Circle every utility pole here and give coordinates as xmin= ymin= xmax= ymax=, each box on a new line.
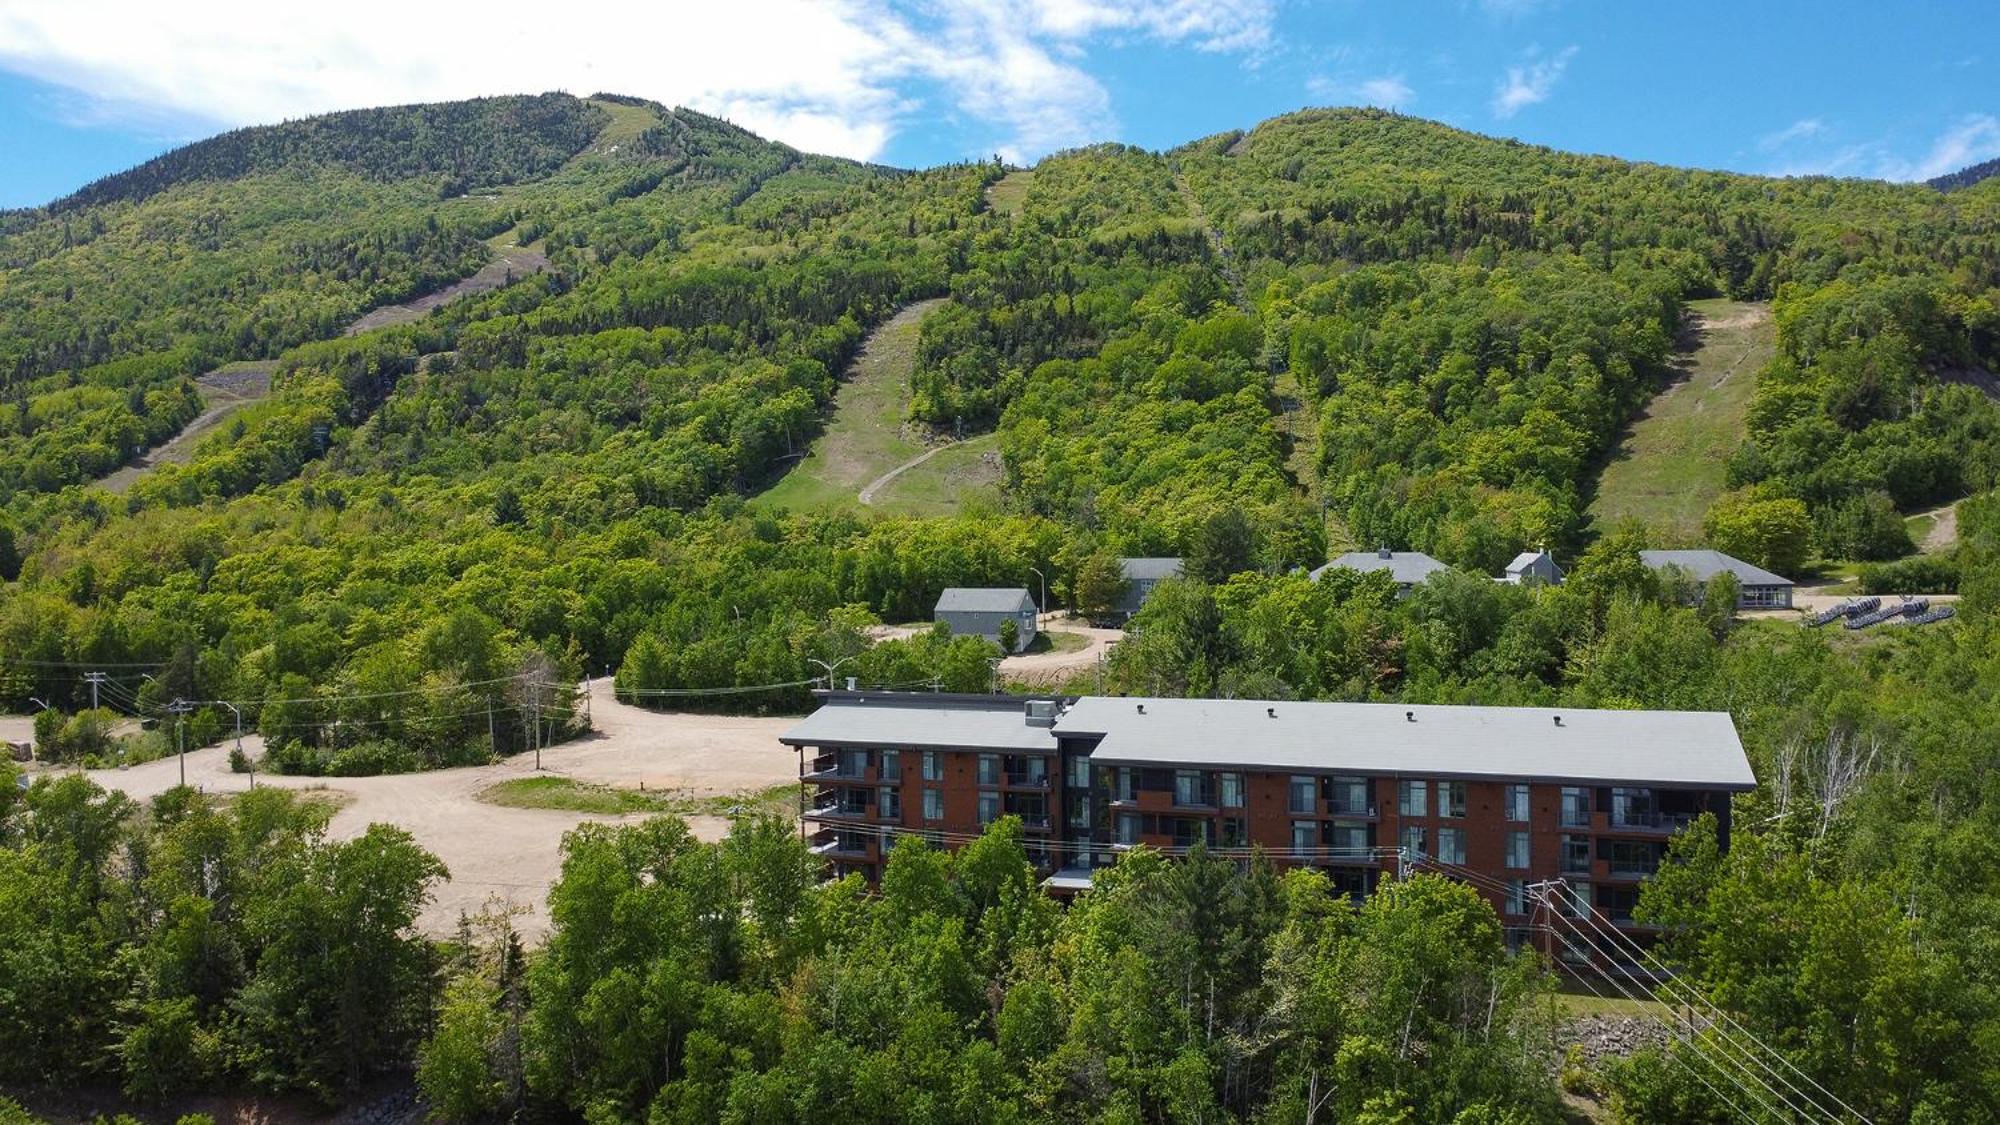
xmin=83 ymin=671 xmax=107 ymax=711
xmin=167 ymin=698 xmax=194 ymax=788
xmin=1029 ymin=566 xmax=1048 ymax=618
xmin=214 ymin=700 xmax=245 ymax=787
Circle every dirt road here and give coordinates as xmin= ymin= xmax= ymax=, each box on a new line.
xmin=46 ymin=679 xmax=800 ymax=940
xmin=343 ymin=244 xmax=548 ymax=336
xmin=99 ymin=363 xmax=276 ymax=494
xmin=1002 ymin=618 xmax=1122 ymax=683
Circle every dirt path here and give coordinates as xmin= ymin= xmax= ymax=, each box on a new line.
xmin=343 ymin=243 xmax=548 ymax=336
xmin=1906 ymin=499 xmax=1961 ymax=553
xmin=1588 ymin=299 xmax=1774 ymax=542
xmin=984 ymin=169 xmax=1034 ymax=216
xmin=99 ymin=363 xmax=276 ymax=494
xmin=1173 ymin=171 xmax=1251 ymax=313
xmin=860 ymin=439 xmax=961 ymax=505
xmin=1001 ymin=618 xmax=1123 ymax=683
xmin=756 ymin=298 xmax=951 ymax=510
xmin=51 ymin=679 xmax=800 ymax=940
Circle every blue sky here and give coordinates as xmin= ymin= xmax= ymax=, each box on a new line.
xmin=0 ymin=0 xmax=1994 ymax=209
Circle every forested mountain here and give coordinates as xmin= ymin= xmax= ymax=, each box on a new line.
xmin=1930 ymin=154 xmax=2000 ymax=191
xmin=4 ymin=97 xmax=2000 ymax=1120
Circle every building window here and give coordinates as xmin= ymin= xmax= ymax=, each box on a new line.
xmin=1440 ymin=780 xmax=1467 ymax=818
xmin=922 ymin=789 xmax=943 ymax=821
xmin=1560 ymin=786 xmax=1590 ymax=827
xmin=878 ymin=787 xmax=900 ymax=821
xmin=1289 ymin=775 xmax=1316 ymax=814
xmin=977 ymin=791 xmax=1000 ymax=826
xmin=1067 ymin=794 xmax=1092 ymax=828
xmin=1067 ymin=754 xmax=1091 ymax=789
xmin=977 ymin=754 xmax=1000 ymax=786
xmin=1399 ymin=780 xmax=1428 ymax=818
xmin=1117 ymin=813 xmax=1141 ymax=845
xmin=1174 ymin=770 xmax=1209 ymax=807
xmin=922 ymin=752 xmax=942 ymax=782
xmin=1115 ymin=768 xmax=1137 ymax=802
xmin=1292 ymin=820 xmax=1317 ymax=853
xmin=1506 ymin=831 xmax=1530 ymax=870
xmin=1505 ymin=784 xmax=1530 ymax=822
xmin=1329 ymin=819 xmax=1369 ymax=852
xmin=1437 ymin=827 xmax=1466 ymax=864
xmin=1565 ymin=882 xmax=1592 ymax=919
xmin=1507 ymin=879 xmax=1528 ymax=916
xmin=1219 ymin=772 xmax=1244 ymax=808
xmin=1400 ymin=825 xmax=1426 ymax=857
xmin=1220 ymin=817 xmax=1248 ymax=847
xmin=1561 ymin=834 xmax=1591 ymax=875
xmin=880 ymin=750 xmax=900 ymax=782
xmin=1328 ymin=775 xmax=1369 ymax=815
xmin=837 ymin=748 xmax=869 ymax=777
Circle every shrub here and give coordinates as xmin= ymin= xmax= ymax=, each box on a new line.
xmin=325 ymin=740 xmax=422 ymax=777
xmin=1857 ymin=552 xmax=1960 ymax=594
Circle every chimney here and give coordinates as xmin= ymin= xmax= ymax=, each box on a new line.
xmin=845 ymin=676 xmax=858 ymax=692
xmin=1378 ymin=546 xmax=1392 ymax=559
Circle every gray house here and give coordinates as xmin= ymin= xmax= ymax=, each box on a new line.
xmin=1114 ymin=557 xmax=1183 ymax=620
xmin=1640 ymin=550 xmax=1794 ymax=609
xmin=935 ymin=587 xmax=1039 ymax=652
xmin=1502 ymin=548 xmax=1564 ymax=585
xmin=1310 ymin=548 xmax=1451 ymax=597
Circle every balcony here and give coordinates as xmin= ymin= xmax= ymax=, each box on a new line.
xmin=811 ymin=835 xmax=873 ymax=859
xmin=1608 ymin=810 xmax=1698 ymax=834
xmin=804 ymin=760 xmax=868 ymax=783
xmin=1004 ymin=771 xmax=1051 ymax=790
xmin=1327 ymin=802 xmax=1378 ymax=818
xmin=807 ymin=796 xmax=873 ymax=822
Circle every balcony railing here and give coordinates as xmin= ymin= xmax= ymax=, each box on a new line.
xmin=1606 ymin=857 xmax=1661 ymax=878
xmin=1609 ymin=810 xmax=1697 ymax=832
xmin=1328 ymin=802 xmax=1377 ymax=817
xmin=1005 ymin=771 xmax=1050 ymax=789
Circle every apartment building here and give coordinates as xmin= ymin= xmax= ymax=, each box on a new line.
xmin=782 ymin=691 xmax=1755 ymax=961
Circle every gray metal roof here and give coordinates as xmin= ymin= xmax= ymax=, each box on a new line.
xmin=1054 ymin=696 xmax=1755 ymax=790
xmin=782 ymin=696 xmax=1060 ymax=753
xmin=935 ymin=587 xmax=1035 ymax=614
xmin=1310 ymin=550 xmax=1451 ymax=586
xmin=1120 ymin=557 xmax=1184 ymax=581
xmin=1640 ymin=550 xmax=1792 ymax=589
xmin=1506 ymin=550 xmax=1548 ymax=573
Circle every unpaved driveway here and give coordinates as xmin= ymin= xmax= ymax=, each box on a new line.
xmin=46 ymin=679 xmax=800 ymax=940
xmin=1002 ymin=617 xmax=1123 ymax=683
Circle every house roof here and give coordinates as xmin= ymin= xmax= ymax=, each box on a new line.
xmin=1506 ymin=549 xmax=1550 ymax=573
xmin=935 ymin=587 xmax=1035 ymax=614
xmin=1310 ymin=550 xmax=1451 ymax=586
xmin=1054 ymin=696 xmax=1755 ymax=790
xmin=782 ymin=695 xmax=1061 ymax=753
xmin=1120 ymin=557 xmax=1184 ymax=581
xmin=1639 ymin=550 xmax=1792 ymax=588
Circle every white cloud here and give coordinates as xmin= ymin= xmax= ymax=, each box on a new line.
xmin=0 ymin=0 xmax=1275 ymax=167
xmin=1757 ymin=118 xmax=1825 ymax=152
xmin=1766 ymin=115 xmax=2000 ymax=182
xmin=1490 ymin=45 xmax=1576 ymax=118
xmin=1307 ymin=72 xmax=1414 ymax=109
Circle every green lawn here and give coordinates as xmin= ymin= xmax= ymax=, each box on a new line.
xmin=985 ymin=170 xmax=1034 ymax=217
xmin=479 ymin=776 xmax=796 ymax=818
xmin=756 ymin=296 xmax=1009 ymax=517
xmin=1588 ymin=299 xmax=1775 ymax=542
xmin=866 ymin=432 xmax=1005 ymax=516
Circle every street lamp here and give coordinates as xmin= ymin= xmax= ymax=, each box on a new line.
xmin=808 ymin=655 xmax=859 ymax=692
xmin=213 ymin=700 xmax=248 ymax=788
xmin=27 ymin=696 xmax=49 ymax=711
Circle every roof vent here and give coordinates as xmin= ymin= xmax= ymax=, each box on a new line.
xmin=1136 ymin=703 xmax=1146 ymax=715
xmin=1405 ymin=710 xmax=1415 ymax=722
xmin=1378 ymin=546 xmax=1392 ymax=559
xmin=1552 ymin=714 xmax=1564 ymax=727
xmin=1266 ymin=707 xmax=1277 ymax=718
xmin=1025 ymin=699 xmax=1059 ymax=728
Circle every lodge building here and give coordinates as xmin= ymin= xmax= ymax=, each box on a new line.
xmin=781 ymin=691 xmax=1755 ymax=963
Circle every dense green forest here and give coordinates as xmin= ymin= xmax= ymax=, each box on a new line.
xmin=4 ymin=95 xmax=2000 ymax=1118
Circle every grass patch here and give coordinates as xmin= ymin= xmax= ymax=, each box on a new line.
xmin=985 ymin=170 xmax=1034 ymax=217
xmin=1589 ymin=299 xmax=1774 ymax=542
xmin=478 ymin=776 xmax=798 ymax=819
xmin=1025 ymin=628 xmax=1091 ymax=655
xmin=1552 ymin=982 xmax=1674 ymax=1019
xmin=867 ymin=433 xmax=1004 ymax=516
xmin=755 ymin=299 xmax=942 ymax=513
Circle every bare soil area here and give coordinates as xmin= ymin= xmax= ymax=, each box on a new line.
xmin=344 ymin=244 xmax=548 ymax=335
xmin=44 ymin=679 xmax=801 ymax=940
xmin=99 ymin=362 xmax=276 ymax=494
